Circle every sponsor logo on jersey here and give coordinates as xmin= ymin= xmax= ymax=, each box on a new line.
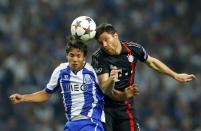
xmin=95 ymin=68 xmax=102 ymax=73
xmin=66 ymin=83 xmax=88 ymax=92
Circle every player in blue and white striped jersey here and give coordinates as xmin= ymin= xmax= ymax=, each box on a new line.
xmin=9 ymin=36 xmax=138 ymax=131
xmin=45 ymin=62 xmax=105 ymax=122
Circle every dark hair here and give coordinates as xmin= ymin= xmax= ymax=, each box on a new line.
xmin=95 ymin=23 xmax=117 ymax=40
xmin=66 ymin=36 xmax=87 ymax=56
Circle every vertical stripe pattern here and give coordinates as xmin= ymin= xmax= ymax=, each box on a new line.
xmin=123 ymin=43 xmax=136 ymax=131
xmin=44 ymin=63 xmax=105 ymax=122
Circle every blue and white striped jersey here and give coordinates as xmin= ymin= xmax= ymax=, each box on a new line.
xmin=44 ymin=62 xmax=105 ymax=122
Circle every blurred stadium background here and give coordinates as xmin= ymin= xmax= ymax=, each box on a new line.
xmin=0 ymin=0 xmax=200 ymax=130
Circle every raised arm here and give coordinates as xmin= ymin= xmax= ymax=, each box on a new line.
xmin=145 ymin=55 xmax=196 ymax=82
xmin=9 ymin=90 xmax=50 ymax=104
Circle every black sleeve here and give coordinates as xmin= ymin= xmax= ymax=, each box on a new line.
xmin=129 ymin=42 xmax=148 ymax=62
xmin=91 ymin=54 xmax=110 ymax=76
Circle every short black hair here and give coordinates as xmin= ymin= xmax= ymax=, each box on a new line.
xmin=66 ymin=36 xmax=87 ymax=56
xmin=95 ymin=23 xmax=117 ymax=40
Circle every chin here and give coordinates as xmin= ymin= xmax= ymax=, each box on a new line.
xmin=105 ymin=50 xmax=114 ymax=55
xmin=109 ymin=51 xmax=116 ymax=55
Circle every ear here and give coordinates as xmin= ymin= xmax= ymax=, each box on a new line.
xmin=113 ymin=33 xmax=119 ymax=39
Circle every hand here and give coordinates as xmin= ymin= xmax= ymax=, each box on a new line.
xmin=174 ymin=73 xmax=196 ymax=83
xmin=124 ymin=84 xmax=139 ymax=99
xmin=112 ymin=84 xmax=139 ymax=100
xmin=9 ymin=94 xmax=24 ymax=104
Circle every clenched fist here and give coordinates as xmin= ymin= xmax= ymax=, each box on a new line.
xmin=9 ymin=94 xmax=24 ymax=104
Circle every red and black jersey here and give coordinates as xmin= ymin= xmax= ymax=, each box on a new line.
xmin=91 ymin=41 xmax=148 ymax=107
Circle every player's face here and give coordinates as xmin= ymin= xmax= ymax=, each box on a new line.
xmin=67 ymin=48 xmax=85 ymax=72
xmin=97 ymin=32 xmax=120 ymax=55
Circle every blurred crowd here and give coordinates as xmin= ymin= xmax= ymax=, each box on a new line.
xmin=0 ymin=0 xmax=200 ymax=131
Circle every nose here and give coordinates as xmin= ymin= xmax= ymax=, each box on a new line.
xmin=72 ymin=56 xmax=78 ymax=62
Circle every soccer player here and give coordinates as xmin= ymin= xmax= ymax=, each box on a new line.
xmin=91 ymin=23 xmax=196 ymax=131
xmin=9 ymin=36 xmax=138 ymax=131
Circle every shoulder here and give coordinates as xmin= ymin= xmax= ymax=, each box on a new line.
xmin=92 ymin=48 xmax=104 ymax=59
xmin=126 ymin=41 xmax=143 ymax=49
xmin=85 ymin=63 xmax=95 ymax=71
xmin=124 ymin=41 xmax=147 ymax=53
xmin=84 ymin=63 xmax=97 ymax=76
xmin=49 ymin=63 xmax=69 ymax=79
xmin=124 ymin=41 xmax=148 ymax=61
xmin=91 ymin=48 xmax=105 ymax=65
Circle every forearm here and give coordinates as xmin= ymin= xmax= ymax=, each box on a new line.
xmin=100 ymin=79 xmax=127 ymax=101
xmin=98 ymin=70 xmax=131 ymax=101
xmin=147 ymin=57 xmax=177 ymax=78
xmin=22 ymin=90 xmax=50 ymax=103
xmin=100 ymin=77 xmax=115 ymax=95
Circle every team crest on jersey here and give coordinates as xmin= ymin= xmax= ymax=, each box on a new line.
xmin=127 ymin=55 xmax=134 ymax=62
xmin=83 ymin=74 xmax=92 ymax=84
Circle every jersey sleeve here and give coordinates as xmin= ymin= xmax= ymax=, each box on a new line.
xmin=44 ymin=65 xmax=60 ymax=94
xmin=129 ymin=42 xmax=148 ymax=62
xmin=91 ymin=54 xmax=110 ymax=75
